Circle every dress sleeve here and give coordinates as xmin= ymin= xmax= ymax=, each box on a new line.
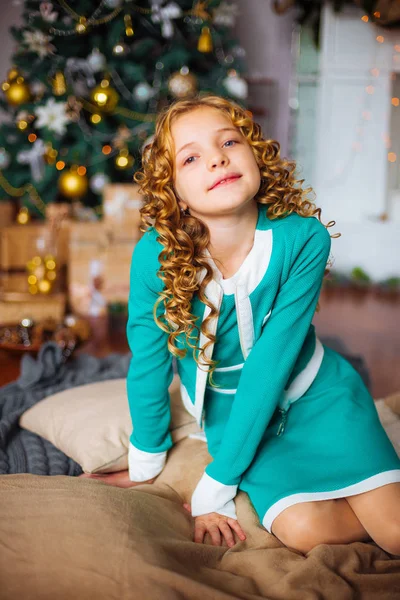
xmin=191 ymin=218 xmax=331 ymax=517
xmin=126 ymin=232 xmax=174 ymax=482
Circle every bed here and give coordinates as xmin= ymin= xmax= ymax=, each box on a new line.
xmin=1 ymin=342 xmax=400 ymax=599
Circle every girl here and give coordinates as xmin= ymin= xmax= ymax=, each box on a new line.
xmin=85 ymin=94 xmax=400 ymax=556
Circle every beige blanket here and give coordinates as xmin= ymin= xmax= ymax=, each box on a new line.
xmin=1 ymin=436 xmax=400 ymax=600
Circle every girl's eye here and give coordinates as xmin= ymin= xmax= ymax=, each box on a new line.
xmin=183 ymin=140 xmax=238 ymax=166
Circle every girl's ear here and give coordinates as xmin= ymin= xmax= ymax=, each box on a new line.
xmin=175 ymin=190 xmax=187 ymax=211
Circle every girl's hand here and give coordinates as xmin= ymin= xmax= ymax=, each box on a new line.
xmin=183 ymin=503 xmax=246 ymax=548
xmin=78 ymin=469 xmax=156 ymax=488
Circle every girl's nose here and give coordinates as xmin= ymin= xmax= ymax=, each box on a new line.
xmin=209 ymin=154 xmax=228 ymax=169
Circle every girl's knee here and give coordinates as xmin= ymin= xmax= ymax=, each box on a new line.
xmin=271 ymin=499 xmax=366 ymax=554
xmin=373 ymin=522 xmax=400 ymax=556
xmin=272 ymin=520 xmax=322 ymax=554
xmin=271 ymin=501 xmax=336 ymax=553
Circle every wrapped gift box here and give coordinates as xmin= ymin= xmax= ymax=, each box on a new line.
xmin=103 ymin=183 xmax=144 ymax=241
xmin=68 ymin=222 xmax=109 ymax=316
xmin=0 ymin=202 xmax=15 ymax=267
xmin=68 ymin=222 xmax=136 ymax=316
xmin=0 ymin=292 xmax=66 ymax=325
xmin=103 ymin=240 xmax=134 ymax=304
xmin=0 ymin=202 xmax=14 ymax=227
xmin=0 ymin=266 xmax=66 ymax=297
xmin=0 ymin=272 xmax=30 ymax=295
xmin=45 ymin=203 xmax=71 ymax=227
xmin=0 ymin=222 xmax=69 ymax=270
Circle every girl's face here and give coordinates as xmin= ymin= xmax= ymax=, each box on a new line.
xmin=171 ymin=106 xmax=261 ymax=220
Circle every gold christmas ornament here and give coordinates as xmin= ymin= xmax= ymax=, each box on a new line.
xmin=115 ymin=147 xmax=134 ymax=170
xmin=90 ymin=79 xmax=119 ymax=112
xmin=198 ymin=26 xmax=213 ymax=53
xmin=52 ymin=71 xmax=67 ymax=96
xmin=124 ymin=14 xmax=134 ymax=36
xmin=58 ymin=166 xmax=89 ymax=199
xmin=4 ymin=76 xmax=31 ymax=106
xmin=16 ymin=206 xmax=30 ymax=225
xmin=75 ymin=16 xmax=88 ymax=34
xmin=168 ymin=69 xmax=197 ymax=98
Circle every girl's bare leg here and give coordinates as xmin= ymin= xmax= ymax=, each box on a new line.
xmin=345 ymin=482 xmax=400 ymax=556
xmin=271 ymin=497 xmax=371 ymax=554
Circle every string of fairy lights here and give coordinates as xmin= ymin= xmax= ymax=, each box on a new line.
xmin=321 ymin=10 xmax=400 ymax=221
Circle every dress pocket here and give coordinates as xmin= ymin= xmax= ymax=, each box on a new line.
xmin=261 ymin=309 xmax=272 ymax=327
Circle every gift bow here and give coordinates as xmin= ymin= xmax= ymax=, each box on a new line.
xmin=151 ymin=0 xmax=183 ymax=38
xmin=104 ymin=191 xmax=143 ymax=221
xmin=17 ymin=139 xmax=46 ymax=182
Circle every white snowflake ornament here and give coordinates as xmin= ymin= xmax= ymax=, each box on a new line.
xmin=34 ymin=98 xmax=71 ymax=136
xmin=22 ymin=30 xmax=56 ymax=59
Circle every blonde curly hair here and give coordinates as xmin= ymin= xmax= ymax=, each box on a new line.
xmin=133 ymin=93 xmax=338 ymax=385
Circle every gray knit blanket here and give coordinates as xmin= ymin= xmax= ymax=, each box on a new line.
xmin=0 ymin=338 xmax=370 ymax=476
xmin=0 ymin=342 xmax=131 ymax=476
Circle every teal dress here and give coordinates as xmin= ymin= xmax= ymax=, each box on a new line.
xmin=126 ymin=204 xmax=400 ymax=532
xmin=203 ymin=344 xmax=400 ymax=532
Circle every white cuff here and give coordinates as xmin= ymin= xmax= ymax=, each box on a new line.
xmin=191 ymin=471 xmax=238 ymax=519
xmin=128 ymin=442 xmax=167 ymax=482
xmin=188 ymin=431 xmax=208 ymax=443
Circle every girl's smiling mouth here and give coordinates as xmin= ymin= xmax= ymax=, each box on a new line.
xmin=210 ymin=175 xmax=242 ymax=190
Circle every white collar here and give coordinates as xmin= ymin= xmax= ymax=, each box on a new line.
xmin=203 ymin=228 xmax=273 ymax=295
xmin=193 ymin=225 xmax=274 ymax=426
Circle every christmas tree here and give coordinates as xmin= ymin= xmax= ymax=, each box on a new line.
xmin=0 ymin=0 xmax=248 ymax=221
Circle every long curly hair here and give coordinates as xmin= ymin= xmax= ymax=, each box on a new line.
xmin=133 ymin=93 xmax=339 ymax=385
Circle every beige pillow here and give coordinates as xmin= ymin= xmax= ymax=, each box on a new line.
xmin=384 ymin=391 xmax=400 ymax=416
xmin=19 ymin=375 xmax=202 ymax=474
xmin=375 ymin=398 xmax=400 ymax=457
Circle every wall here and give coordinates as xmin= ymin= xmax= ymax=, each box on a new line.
xmin=233 ymin=1 xmax=296 ymax=157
